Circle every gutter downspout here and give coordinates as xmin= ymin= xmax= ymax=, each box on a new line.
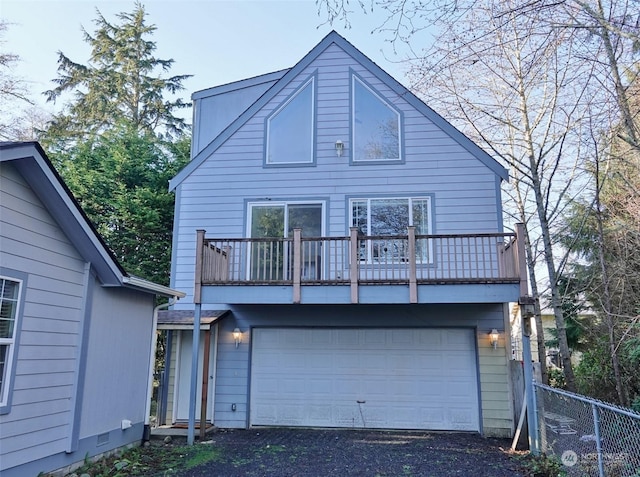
xmin=143 ymin=296 xmax=180 ymax=442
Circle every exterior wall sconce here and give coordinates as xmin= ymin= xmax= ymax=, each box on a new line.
xmin=490 ymin=329 xmax=500 ymax=349
xmin=335 ymin=140 xmax=344 ymax=157
xmin=232 ymin=328 xmax=242 ymax=348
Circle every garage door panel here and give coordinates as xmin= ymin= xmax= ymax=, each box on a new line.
xmin=417 ymin=331 xmax=442 ymax=346
xmin=362 ymin=377 xmax=388 ymax=396
xmin=309 ymin=330 xmax=333 ymax=345
xmin=336 ymin=329 xmax=360 ymax=346
xmin=334 ymin=377 xmax=361 ymax=396
xmin=308 ymin=378 xmax=333 ymax=395
xmin=254 ymin=328 xmax=280 ymax=345
xmin=251 ymin=328 xmax=479 ymax=431
xmin=450 ymin=407 xmax=477 ymax=426
xmin=389 ymin=329 xmax=416 ymax=346
xmin=448 ymin=379 xmax=475 ymax=398
xmin=253 ymin=403 xmax=277 ymax=424
xmin=446 ymin=352 xmax=474 ymax=370
xmin=307 ymin=404 xmax=333 ymax=425
xmin=419 ymin=407 xmax=448 ymax=428
xmin=253 ymin=376 xmax=279 ymax=394
xmin=444 ymin=329 xmax=474 ymax=348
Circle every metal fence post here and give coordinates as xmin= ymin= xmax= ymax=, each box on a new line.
xmin=534 ymin=383 xmax=640 ymax=476
xmin=592 ymin=403 xmax=605 ymax=477
xmin=530 ymin=380 xmax=540 ymax=455
xmin=523 ymin=334 xmax=539 ymax=454
xmin=520 ymin=298 xmax=539 ymax=455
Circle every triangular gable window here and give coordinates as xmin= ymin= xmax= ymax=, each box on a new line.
xmin=352 ymin=75 xmax=401 ymax=162
xmin=266 ymin=77 xmax=315 ymax=165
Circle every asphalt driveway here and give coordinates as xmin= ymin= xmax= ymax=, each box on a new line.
xmin=182 ymin=428 xmax=527 ymax=476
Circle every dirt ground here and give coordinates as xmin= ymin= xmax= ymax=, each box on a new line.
xmin=179 ymin=428 xmax=528 ymax=476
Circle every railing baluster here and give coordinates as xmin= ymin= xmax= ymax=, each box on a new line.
xmin=474 ymin=237 xmax=480 ymax=279
xmin=199 ymin=232 xmax=518 ymax=287
xmin=480 ymin=236 xmax=487 ymax=280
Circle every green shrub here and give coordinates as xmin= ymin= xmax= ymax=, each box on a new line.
xmin=520 ymin=453 xmax=567 ymax=477
xmin=547 ymin=368 xmax=566 ymax=389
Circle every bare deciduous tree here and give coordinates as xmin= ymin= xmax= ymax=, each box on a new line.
xmin=317 ymin=0 xmax=640 ymax=396
xmin=0 ymin=20 xmax=40 ymax=140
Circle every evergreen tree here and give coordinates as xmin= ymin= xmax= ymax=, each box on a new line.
xmin=56 ymin=124 xmax=189 ymax=285
xmin=40 ymin=3 xmax=192 ymax=286
xmin=43 ymin=2 xmax=191 ymax=143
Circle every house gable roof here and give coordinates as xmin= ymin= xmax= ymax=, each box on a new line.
xmin=0 ymin=142 xmax=184 ymax=298
xmin=191 ymin=68 xmax=289 ymax=101
xmin=169 ymin=31 xmax=508 ymax=191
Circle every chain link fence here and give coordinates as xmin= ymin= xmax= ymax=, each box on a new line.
xmin=534 ymin=383 xmax=640 ymax=476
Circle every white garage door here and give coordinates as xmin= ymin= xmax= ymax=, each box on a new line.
xmin=250 ymin=328 xmax=480 ymax=431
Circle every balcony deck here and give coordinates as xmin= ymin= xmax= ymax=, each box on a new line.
xmin=194 ymin=226 xmax=527 ymax=305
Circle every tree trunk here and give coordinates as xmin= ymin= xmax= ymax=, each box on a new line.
xmin=594 ymin=156 xmax=627 ymax=405
xmin=513 ymin=181 xmax=549 ymax=384
xmin=534 ymin=180 xmax=576 ymax=391
xmin=512 ymin=39 xmax=576 ymax=391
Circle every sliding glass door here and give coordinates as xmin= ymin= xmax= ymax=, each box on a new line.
xmin=248 ymin=202 xmax=323 ymax=280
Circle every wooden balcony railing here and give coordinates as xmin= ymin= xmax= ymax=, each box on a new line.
xmin=194 ymin=224 xmax=527 ymax=304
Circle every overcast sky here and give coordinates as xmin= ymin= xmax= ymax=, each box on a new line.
xmin=2 ymin=0 xmax=424 ymax=119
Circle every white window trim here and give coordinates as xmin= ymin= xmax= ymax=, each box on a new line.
xmin=349 ymin=197 xmax=433 ymax=264
xmin=0 ymin=275 xmax=23 ymax=409
xmin=351 ymin=75 xmax=402 ymax=163
xmin=265 ymin=77 xmax=315 ymax=165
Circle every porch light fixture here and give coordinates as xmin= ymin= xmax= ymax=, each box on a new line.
xmin=335 ymin=140 xmax=344 ymax=157
xmin=489 ymin=329 xmax=500 ymax=349
xmin=232 ymin=328 xmax=242 ymax=348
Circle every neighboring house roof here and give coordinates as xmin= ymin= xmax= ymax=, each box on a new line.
xmin=169 ymin=30 xmax=508 ymax=191
xmin=191 ymin=68 xmax=290 ymax=101
xmin=0 ymin=141 xmax=185 ymax=298
xmin=157 ymin=309 xmax=229 ymax=330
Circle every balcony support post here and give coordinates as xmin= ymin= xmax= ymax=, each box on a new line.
xmin=293 ymin=228 xmax=302 ymax=304
xmin=515 ymin=223 xmax=529 ymax=297
xmin=349 ymin=227 xmax=359 ymax=304
xmin=194 ymin=230 xmax=205 ymax=304
xmin=188 ymin=230 xmax=205 ymax=445
xmin=408 ymin=226 xmax=417 ymax=303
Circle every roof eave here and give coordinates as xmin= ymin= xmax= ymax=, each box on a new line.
xmin=1 ymin=142 xmax=184 ymax=296
xmin=122 ymin=276 xmax=186 ymax=298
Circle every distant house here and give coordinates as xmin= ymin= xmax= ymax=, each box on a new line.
xmin=0 ymin=142 xmax=184 ymax=477
xmin=510 ymin=307 xmax=584 ymax=367
xmin=161 ymin=31 xmax=528 ymax=438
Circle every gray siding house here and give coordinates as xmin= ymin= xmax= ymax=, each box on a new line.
xmin=164 ymin=32 xmax=527 ymax=438
xmin=0 ymin=142 xmax=184 ymax=476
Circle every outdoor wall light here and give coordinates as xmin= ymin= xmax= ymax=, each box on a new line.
xmin=490 ymin=329 xmax=500 ymax=350
xmin=335 ymin=140 xmax=344 ymax=157
xmin=233 ymin=328 xmax=242 ymax=348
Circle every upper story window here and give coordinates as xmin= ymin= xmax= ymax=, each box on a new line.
xmin=0 ymin=276 xmax=22 ymax=409
xmin=266 ymin=77 xmax=315 ymax=166
xmin=352 ymin=75 xmax=402 ymax=163
xmin=350 ymin=197 xmax=432 ymax=263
